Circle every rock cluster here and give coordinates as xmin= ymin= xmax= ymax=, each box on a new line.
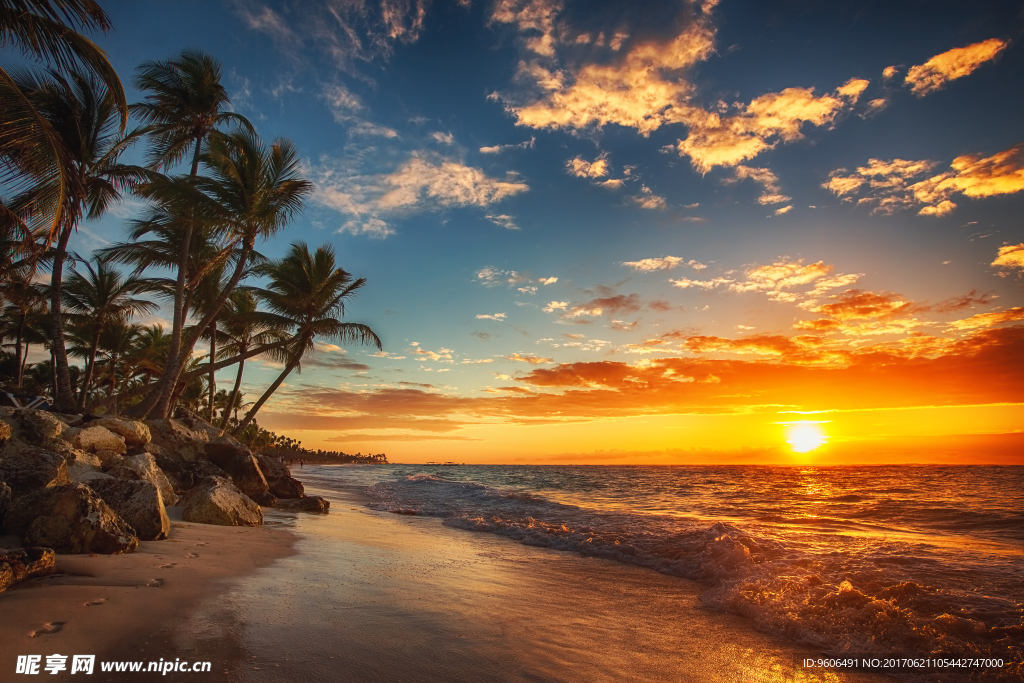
xmin=0 ymin=408 xmax=320 ymax=592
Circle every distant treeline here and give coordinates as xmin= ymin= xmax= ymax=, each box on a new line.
xmin=263 ymin=447 xmax=387 ymax=465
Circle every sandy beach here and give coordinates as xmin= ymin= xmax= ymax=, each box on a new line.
xmin=3 ymin=480 xmax=893 ymax=683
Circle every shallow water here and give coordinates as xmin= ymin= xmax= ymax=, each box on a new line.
xmin=301 ymin=464 xmax=1024 ymax=681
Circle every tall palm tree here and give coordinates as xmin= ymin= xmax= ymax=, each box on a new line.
xmin=7 ymin=70 xmax=145 ymax=410
xmin=62 ymin=254 xmax=156 ymax=410
xmin=144 ymin=130 xmax=312 ymax=419
xmin=94 ymin=318 xmax=139 ymax=415
xmin=130 ymin=49 xmax=251 ymax=417
xmin=215 ymin=288 xmax=279 ymax=429
xmin=0 ymin=265 xmax=45 ymax=387
xmin=233 ymin=242 xmax=382 ymax=434
xmin=1 ymin=0 xmax=126 ymax=243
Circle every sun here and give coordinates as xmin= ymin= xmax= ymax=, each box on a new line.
xmin=786 ymin=422 xmax=828 ymax=453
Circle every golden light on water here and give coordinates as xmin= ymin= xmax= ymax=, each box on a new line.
xmin=786 ymin=422 xmax=828 ymax=453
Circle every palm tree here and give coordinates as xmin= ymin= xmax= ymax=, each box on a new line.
xmin=213 ymin=288 xmax=280 ymax=429
xmin=0 ymin=266 xmax=45 ymax=387
xmin=233 ymin=242 xmax=382 ymax=434
xmin=130 ymin=49 xmax=251 ymax=418
xmin=94 ymin=318 xmax=139 ymax=415
xmin=62 ymin=254 xmax=156 ymax=410
xmin=143 ymin=130 xmax=312 ymax=419
xmin=6 ymin=69 xmax=145 ymax=410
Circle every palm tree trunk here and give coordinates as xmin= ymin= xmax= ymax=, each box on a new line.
xmin=49 ymin=223 xmax=75 ymax=411
xmin=152 ymin=239 xmax=254 ymax=419
xmin=76 ymin=326 xmax=103 ymax=411
xmin=13 ymin=313 xmax=25 ymax=387
xmin=219 ymin=356 xmax=245 ymax=430
xmin=207 ymin=316 xmax=216 ymax=421
xmin=232 ymin=356 xmax=298 ymax=435
xmin=49 ymin=347 xmax=57 ymax=400
xmin=136 ymin=139 xmax=204 ymax=419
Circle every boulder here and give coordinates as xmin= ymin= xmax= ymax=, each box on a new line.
xmin=151 ymin=452 xmax=194 ymax=494
xmin=204 ymin=437 xmax=272 ymax=503
xmin=145 ymin=419 xmax=209 ymax=462
xmin=0 ymin=420 xmax=11 ymax=446
xmin=179 ymin=477 xmax=262 ymax=527
xmin=256 ymin=454 xmax=305 ymax=499
xmin=88 ymin=417 xmax=151 ymax=448
xmin=94 ymin=449 xmax=124 ymax=469
xmin=0 ymin=481 xmax=10 ymax=525
xmin=275 ymin=496 xmax=330 ymax=514
xmin=88 ymin=478 xmax=169 ymax=541
xmin=109 ymin=454 xmax=178 ymax=506
xmin=51 ymin=413 xmax=85 ymax=427
xmin=74 ymin=425 xmax=127 ymax=455
xmin=7 ymin=409 xmax=66 ymax=445
xmin=3 ymin=484 xmax=138 ymax=554
xmin=0 ymin=547 xmax=56 ymax=593
xmin=66 ymin=460 xmax=112 ymax=486
xmin=0 ymin=447 xmax=71 ymax=498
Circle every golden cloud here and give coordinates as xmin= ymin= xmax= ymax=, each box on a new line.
xmin=905 ymin=38 xmax=1008 ymax=95
xmin=948 ymin=308 xmax=1024 ymax=331
xmin=992 ymin=244 xmax=1024 ymax=271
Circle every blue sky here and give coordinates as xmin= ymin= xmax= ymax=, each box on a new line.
xmin=54 ymin=0 xmax=1024 ymax=462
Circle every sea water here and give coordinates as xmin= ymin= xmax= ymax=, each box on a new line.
xmin=299 ymin=464 xmax=1023 ymax=676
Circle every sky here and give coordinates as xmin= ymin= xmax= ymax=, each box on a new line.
xmin=54 ymin=0 xmax=1024 ymax=463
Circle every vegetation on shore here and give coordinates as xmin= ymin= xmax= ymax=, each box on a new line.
xmin=1 ymin=1 xmax=382 ymax=450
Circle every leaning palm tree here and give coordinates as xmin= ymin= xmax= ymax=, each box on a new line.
xmin=141 ymin=130 xmax=312 ymax=419
xmin=0 ymin=0 xmax=127 ymax=244
xmin=6 ymin=70 xmax=145 ymax=410
xmin=232 ymin=242 xmax=382 ymax=434
xmin=62 ymin=254 xmax=156 ymax=410
xmin=215 ymin=288 xmax=280 ymax=429
xmin=130 ymin=49 xmax=252 ymax=417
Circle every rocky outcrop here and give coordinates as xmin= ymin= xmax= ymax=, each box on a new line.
xmin=275 ymin=496 xmax=330 ymax=514
xmin=256 ymin=454 xmax=305 ymax=499
xmin=145 ymin=419 xmax=209 ymax=462
xmin=5 ymin=409 xmax=66 ymax=445
xmin=204 ymin=437 xmax=273 ymax=505
xmin=74 ymin=425 xmax=127 ymax=455
xmin=0 ymin=447 xmax=71 ymax=498
xmin=87 ymin=478 xmax=169 ymax=541
xmin=66 ymin=460 xmax=112 ymax=486
xmin=0 ymin=547 xmax=56 ymax=592
xmin=88 ymin=417 xmax=151 ymax=448
xmin=3 ymin=484 xmax=138 ymax=554
xmin=108 ymin=453 xmax=178 ymax=506
xmin=179 ymin=477 xmax=263 ymax=527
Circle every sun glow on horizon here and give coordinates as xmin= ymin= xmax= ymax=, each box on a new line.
xmin=785 ymin=422 xmax=829 ymax=453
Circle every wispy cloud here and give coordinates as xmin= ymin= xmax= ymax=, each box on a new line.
xmin=479 ymin=137 xmax=535 ymax=154
xmin=905 ymin=38 xmax=1008 ymax=96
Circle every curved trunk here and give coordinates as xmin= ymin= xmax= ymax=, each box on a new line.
xmin=13 ymin=312 xmax=25 ymax=388
xmin=153 ymin=239 xmax=254 ymax=419
xmin=207 ymin=317 xmax=217 ymax=421
xmin=49 ymin=223 xmax=75 ymax=411
xmin=232 ymin=355 xmax=299 ymax=435
xmin=219 ymin=355 xmax=245 ymax=430
xmin=76 ymin=324 xmax=103 ymax=411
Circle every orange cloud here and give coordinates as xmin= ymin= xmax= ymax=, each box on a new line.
xmin=948 ymin=308 xmax=1024 ymax=331
xmin=566 ymin=154 xmax=610 ymax=178
xmin=810 ymin=289 xmax=913 ymax=321
xmin=506 ymin=353 xmax=553 ymax=364
xmin=905 ymin=38 xmax=1008 ymax=95
xmin=992 ymin=243 xmax=1024 ymax=271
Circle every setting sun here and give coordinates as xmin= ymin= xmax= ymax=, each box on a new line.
xmin=786 ymin=422 xmax=828 ymax=453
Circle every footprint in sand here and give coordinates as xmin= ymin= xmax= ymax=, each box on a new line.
xmin=158 ymin=563 xmax=176 ymax=569
xmin=185 ymin=552 xmax=199 ymax=559
xmin=194 ymin=542 xmax=209 ymax=547
xmin=84 ymin=599 xmax=106 ymax=607
xmin=30 ymin=622 xmax=66 ymax=637
xmin=147 ymin=579 xmax=164 ymax=588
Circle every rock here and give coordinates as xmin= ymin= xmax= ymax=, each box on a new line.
xmin=275 ymin=496 xmax=330 ymax=514
xmin=62 ymin=426 xmax=82 ymax=443
xmin=179 ymin=477 xmax=263 ymax=527
xmin=0 ymin=547 xmax=56 ymax=592
xmin=51 ymin=413 xmax=85 ymax=427
xmin=204 ymin=436 xmax=271 ymax=502
xmin=3 ymin=484 xmax=138 ymax=554
xmin=74 ymin=425 xmax=127 ymax=455
xmin=0 ymin=447 xmax=71 ymax=498
xmin=144 ymin=419 xmax=209 ymax=462
xmin=0 ymin=420 xmax=10 ymax=446
xmin=94 ymin=449 xmax=124 ymax=469
xmin=7 ymin=409 xmax=66 ymax=445
xmin=88 ymin=417 xmax=151 ymax=448
xmin=0 ymin=481 xmax=10 ymax=525
xmin=66 ymin=460 xmax=112 ymax=485
xmin=74 ymin=451 xmax=103 ymax=468
xmin=109 ymin=454 xmax=178 ymax=506
xmin=255 ymin=454 xmax=305 ymax=499
xmin=151 ymin=452 xmax=194 ymax=494
xmin=172 ymin=411 xmax=225 ymax=440
xmin=87 ymin=478 xmax=169 ymax=541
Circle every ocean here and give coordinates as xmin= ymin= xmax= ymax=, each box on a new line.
xmin=299 ymin=464 xmax=1023 ymax=680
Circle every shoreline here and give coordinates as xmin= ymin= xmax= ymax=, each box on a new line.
xmin=0 ymin=507 xmax=296 ymax=681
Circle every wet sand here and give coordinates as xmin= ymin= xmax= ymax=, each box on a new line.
xmin=1 ymin=489 xmax=893 ymax=682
